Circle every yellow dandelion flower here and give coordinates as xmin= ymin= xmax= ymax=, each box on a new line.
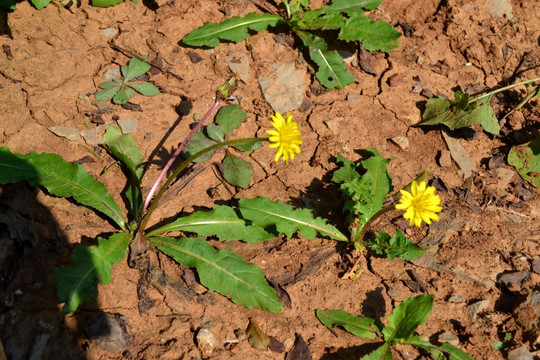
xmin=395 ymin=180 xmax=442 ymax=227
xmin=265 ymin=112 xmax=302 ymax=164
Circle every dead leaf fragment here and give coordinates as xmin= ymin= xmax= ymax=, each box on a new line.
xmin=247 ymin=318 xmax=271 ymax=351
xmin=286 ymin=333 xmax=311 ymax=360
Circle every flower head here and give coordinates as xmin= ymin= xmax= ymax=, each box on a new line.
xmin=395 ymin=180 xmax=442 ymax=227
xmin=265 ymin=112 xmax=302 ymax=164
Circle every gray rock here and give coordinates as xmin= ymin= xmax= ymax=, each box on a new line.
xmin=259 ymin=63 xmax=305 ymax=114
xmin=485 ymin=0 xmax=513 ymax=19
xmin=438 ymin=331 xmax=459 ymax=346
xmin=48 ymin=126 xmax=81 ymax=141
xmin=438 ymin=150 xmax=452 ymax=167
xmin=85 ymin=312 xmax=133 ymax=353
xmin=507 ymin=346 xmax=532 ymax=360
xmin=467 ymin=299 xmax=490 ymax=321
xmin=442 ymin=132 xmax=476 ymax=177
xmin=117 ymin=119 xmax=138 ymax=134
xmin=448 ymin=295 xmax=466 ymax=303
xmin=532 ymin=259 xmax=540 ymax=274
xmin=228 ymin=56 xmax=249 ymax=84
xmin=389 ymin=136 xmax=409 ymax=151
xmin=196 ymin=328 xmax=215 ymax=347
xmin=29 ymin=334 xmax=50 ymax=360
xmin=498 ymin=271 xmax=531 ymax=290
xmin=102 ymin=27 xmax=118 ymax=38
xmin=81 ymin=126 xmax=103 ymax=146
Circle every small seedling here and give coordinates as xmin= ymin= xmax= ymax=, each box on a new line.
xmin=95 ymin=57 xmax=160 ymax=105
xmin=1 ymin=0 xmax=136 ymax=10
xmin=182 ymin=0 xmax=401 ymax=90
xmin=317 ymin=294 xmax=474 ymax=359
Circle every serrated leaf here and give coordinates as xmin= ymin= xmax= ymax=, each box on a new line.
xmin=98 ymin=81 xmax=121 ymax=90
xmin=366 ymin=230 xmax=425 ymax=261
xmin=151 ymin=236 xmax=283 ymax=312
xmin=418 ymin=91 xmax=500 ymax=135
xmin=338 ymin=15 xmax=401 ymax=52
xmin=92 ymin=0 xmax=123 ymax=6
xmin=125 ymin=57 xmax=151 ymax=81
xmin=54 ymin=232 xmax=131 ymax=314
xmin=508 ymin=134 xmax=540 ymax=188
xmin=31 ymin=0 xmax=51 ymax=9
xmin=382 ymin=294 xmax=434 ymax=343
xmin=316 ymin=309 xmax=378 ymax=338
xmin=324 ymin=0 xmax=382 ymax=14
xmin=146 ymin=205 xmax=275 ymax=243
xmin=180 ymin=132 xmax=217 ymax=163
xmin=0 ymin=148 xmax=126 ymax=229
xmin=222 ymin=152 xmax=252 ymax=188
xmin=126 ymin=82 xmax=160 ymax=96
xmin=207 ymin=123 xmax=226 ymax=142
xmin=215 ymin=105 xmax=247 ymax=136
xmin=113 ymin=86 xmax=135 ymax=105
xmin=95 ymin=87 xmax=119 ymax=101
xmin=297 ymin=31 xmax=355 ymax=90
xmin=102 ymin=126 xmax=143 ymax=217
xmin=182 ymin=13 xmax=286 ymax=47
xmin=332 ymin=153 xmax=361 ymax=184
xmin=360 ymin=343 xmax=392 ymax=360
xmin=238 ymin=197 xmax=348 ymax=241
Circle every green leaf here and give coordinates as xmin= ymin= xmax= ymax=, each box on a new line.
xmin=418 ymin=91 xmax=500 ymax=135
xmin=30 ymin=0 xmax=51 ymax=9
xmin=0 ymin=0 xmax=16 ymax=9
xmin=124 ymin=57 xmax=151 ymax=81
xmin=215 ymin=105 xmax=247 ymax=136
xmin=92 ymin=0 xmax=123 ymax=7
xmin=232 ymin=140 xmax=263 ymax=154
xmin=366 ymin=230 xmax=425 ymax=261
xmin=382 ymin=294 xmax=434 ymax=343
xmin=98 ymin=81 xmax=120 ymax=90
xmin=151 ymin=236 xmax=283 ymax=312
xmin=333 ymin=150 xmax=392 ymax=225
xmin=126 ymin=82 xmax=160 ymax=96
xmin=207 ymin=123 xmax=226 ymax=143
xmin=316 ymin=309 xmax=378 ymax=338
xmin=338 ymin=14 xmax=401 ymax=52
xmin=182 ymin=13 xmax=286 ymax=47
xmin=238 ymin=197 xmax=348 ymax=242
xmin=102 ymin=126 xmax=143 ymax=218
xmin=146 ymin=205 xmax=275 ymax=243
xmin=180 ymin=132 xmax=217 ymax=163
xmin=297 ymin=31 xmax=355 ymax=90
xmin=508 ymin=134 xmax=540 ymax=188
xmin=222 ymin=152 xmax=252 ymax=188
xmin=360 ymin=343 xmax=392 ymax=360
xmin=54 ymin=232 xmax=131 ymax=314
xmin=324 ymin=0 xmax=382 ymax=14
xmin=0 ymin=148 xmax=126 ymax=229
xmin=440 ymin=343 xmax=474 ymax=360
xmin=113 ymin=86 xmax=136 ymax=105
xmin=95 ymin=87 xmax=119 ymax=102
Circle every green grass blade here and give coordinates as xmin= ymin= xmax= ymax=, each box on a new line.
xmin=54 ymin=232 xmax=131 ymax=314
xmin=0 ymin=148 xmax=126 ymax=229
xmin=151 ymin=236 xmax=283 ymax=312
xmin=182 ymin=13 xmax=286 ymax=47
xmin=146 ymin=205 xmax=275 ymax=243
xmin=382 ymin=294 xmax=434 ymax=343
xmin=102 ymin=126 xmax=144 ymax=218
xmin=296 ymin=30 xmax=355 ymax=90
xmin=238 ymin=197 xmax=348 ymax=241
xmin=316 ymin=309 xmax=379 ymax=338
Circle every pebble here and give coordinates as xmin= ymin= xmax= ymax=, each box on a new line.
xmin=438 ymin=150 xmax=452 ymax=167
xmin=389 ymin=136 xmax=409 ymax=151
xmin=81 ymin=126 xmax=103 ymax=146
xmin=338 ymin=50 xmax=357 ymax=66
xmin=532 ymin=259 xmax=540 ymax=274
xmin=438 ymin=331 xmax=459 ymax=346
xmin=484 ymin=0 xmax=513 ymax=20
xmin=102 ymin=27 xmax=118 ymax=38
xmin=507 ymin=346 xmax=533 ymax=360
xmin=467 ymin=299 xmax=490 ymax=321
xmin=48 ymin=126 xmax=81 ymax=141
xmin=85 ymin=312 xmax=133 ymax=353
xmin=228 ymin=56 xmax=249 ymax=84
xmin=196 ymin=328 xmax=216 ymax=355
xmin=442 ymin=132 xmax=477 ymax=178
xmin=498 ymin=271 xmax=531 ymax=290
xmin=103 ymin=67 xmax=120 ymax=80
xmin=259 ymin=63 xmax=305 ymax=114
xmin=448 ymin=295 xmax=466 ymax=303
xmin=117 ymin=119 xmax=138 ymax=134
xmin=346 ymin=93 xmax=361 ymax=104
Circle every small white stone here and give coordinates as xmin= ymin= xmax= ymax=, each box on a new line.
xmin=102 ymin=27 xmax=118 ymax=38
xmin=389 ymin=136 xmax=409 ymax=151
xmin=196 ymin=328 xmax=215 ymax=347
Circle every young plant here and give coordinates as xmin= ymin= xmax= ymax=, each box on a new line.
xmin=317 ymin=294 xmax=473 ymax=359
xmin=182 ymin=0 xmax=401 ymax=90
xmin=95 ymin=57 xmax=160 ymax=105
xmin=0 ymin=0 xmax=136 ymax=10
